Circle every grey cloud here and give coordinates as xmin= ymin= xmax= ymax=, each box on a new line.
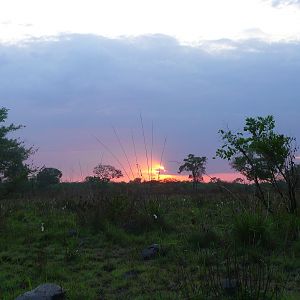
xmin=269 ymin=0 xmax=300 ymax=6
xmin=0 ymin=34 xmax=300 ymax=175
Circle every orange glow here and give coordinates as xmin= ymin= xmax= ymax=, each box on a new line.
xmin=138 ymin=161 xmax=167 ymax=180
xmin=153 ymin=164 xmax=165 ymax=173
xmin=58 ymin=154 xmax=245 ymax=183
xmin=134 ymin=172 xmax=244 ymax=183
xmin=62 ymin=172 xmax=244 ymax=183
xmin=203 ymin=173 xmax=246 ymax=183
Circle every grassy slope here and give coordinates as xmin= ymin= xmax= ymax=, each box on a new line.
xmin=0 ymin=188 xmax=299 ymax=299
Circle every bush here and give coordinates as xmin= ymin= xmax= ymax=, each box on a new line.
xmin=36 ymin=167 xmax=62 ymax=187
xmin=232 ymin=212 xmax=273 ymax=248
xmin=187 ymin=229 xmax=220 ymax=249
xmin=274 ymin=214 xmax=300 ymax=243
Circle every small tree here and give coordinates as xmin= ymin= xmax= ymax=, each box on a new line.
xmin=93 ymin=164 xmax=123 ymax=182
xmin=36 ymin=167 xmax=62 ymax=186
xmin=0 ymin=107 xmax=33 ymax=185
xmin=130 ymin=177 xmax=142 ymax=184
xmin=216 ymin=115 xmax=298 ymax=214
xmin=178 ymin=154 xmax=207 ymax=189
xmin=232 ymin=177 xmax=244 ymax=184
xmin=85 ymin=176 xmax=101 ymax=184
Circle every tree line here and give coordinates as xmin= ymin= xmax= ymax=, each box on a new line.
xmin=0 ymin=106 xmax=299 ymax=214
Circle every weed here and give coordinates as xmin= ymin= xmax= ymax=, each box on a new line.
xmin=0 ymin=203 xmax=6 ymax=232
xmin=232 ymin=212 xmax=273 ymax=248
xmin=274 ymin=214 xmax=300 ymax=245
xmin=187 ymin=229 xmax=220 ymax=250
xmin=64 ymin=237 xmax=80 ymax=262
xmin=203 ymin=250 xmax=288 ymax=300
xmin=177 ymin=248 xmax=287 ymax=300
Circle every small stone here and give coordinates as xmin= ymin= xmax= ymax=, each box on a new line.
xmin=15 ymin=283 xmax=65 ymax=300
xmin=142 ymin=244 xmax=159 ymax=260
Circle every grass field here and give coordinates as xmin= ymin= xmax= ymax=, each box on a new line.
xmin=0 ymin=182 xmax=299 ymax=299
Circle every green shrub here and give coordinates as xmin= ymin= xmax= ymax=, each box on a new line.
xmin=122 ymin=196 xmax=170 ymax=234
xmin=90 ymin=206 xmax=106 ymax=233
xmin=103 ymin=223 xmax=142 ymax=246
xmin=292 ymin=240 xmax=300 ymax=258
xmin=102 ymin=195 xmax=134 ymax=224
xmin=232 ymin=212 xmax=273 ymax=248
xmin=187 ymin=229 xmax=220 ymax=249
xmin=202 ymin=252 xmax=286 ymax=300
xmin=77 ymin=195 xmax=134 ymax=232
xmin=122 ymin=212 xmax=158 ymax=234
xmin=64 ymin=237 xmax=80 ymax=262
xmin=275 ymin=214 xmax=300 ymax=243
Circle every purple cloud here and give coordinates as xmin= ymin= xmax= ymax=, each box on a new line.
xmin=1 ymin=34 xmax=299 ymax=179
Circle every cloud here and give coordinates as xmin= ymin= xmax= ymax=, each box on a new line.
xmin=1 ymin=34 xmax=300 ymax=177
xmin=269 ymin=0 xmax=300 ymax=6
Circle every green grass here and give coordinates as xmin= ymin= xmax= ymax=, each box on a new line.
xmin=0 ymin=188 xmax=299 ymax=299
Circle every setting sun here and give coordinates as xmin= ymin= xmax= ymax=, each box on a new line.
xmin=138 ymin=162 xmax=167 ymax=181
xmin=1 ymin=0 xmax=300 ymax=297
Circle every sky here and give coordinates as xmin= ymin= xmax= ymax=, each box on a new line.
xmin=1 ymin=0 xmax=300 ymax=181
xmin=1 ymin=0 xmax=300 ymax=44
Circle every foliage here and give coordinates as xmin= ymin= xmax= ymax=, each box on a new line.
xmin=232 ymin=212 xmax=273 ymax=248
xmin=216 ymin=115 xmax=299 ymax=214
xmin=84 ymin=176 xmax=101 ymax=184
xmin=273 ymin=213 xmax=300 ymax=243
xmin=0 ymin=107 xmax=33 ymax=187
xmin=233 ymin=177 xmax=245 ymax=184
xmin=201 ymin=251 xmax=287 ymax=300
xmin=36 ymin=167 xmax=62 ymax=186
xmin=187 ymin=229 xmax=220 ymax=249
xmin=130 ymin=177 xmax=142 ymax=184
xmin=178 ymin=154 xmax=207 ymax=188
xmin=93 ymin=164 xmax=123 ymax=182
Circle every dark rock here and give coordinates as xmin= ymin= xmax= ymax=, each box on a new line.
xmin=142 ymin=244 xmax=159 ymax=260
xmin=221 ymin=278 xmax=238 ymax=296
xmin=15 ymin=283 xmax=65 ymax=300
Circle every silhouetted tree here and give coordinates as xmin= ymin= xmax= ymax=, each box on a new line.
xmin=233 ymin=177 xmax=244 ymax=184
xmin=84 ymin=176 xmax=101 ymax=183
xmin=36 ymin=167 xmax=62 ymax=186
xmin=216 ymin=115 xmax=298 ymax=214
xmin=130 ymin=177 xmax=142 ymax=184
xmin=93 ymin=164 xmax=123 ymax=182
xmin=178 ymin=154 xmax=207 ymax=189
xmin=0 ymin=107 xmax=34 ymax=185
xmin=209 ymin=177 xmax=222 ymax=184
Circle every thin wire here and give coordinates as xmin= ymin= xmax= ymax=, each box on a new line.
xmin=112 ymin=126 xmax=135 ymax=179
xmin=92 ymin=134 xmax=131 ymax=181
xmin=131 ymin=130 xmax=142 ymax=178
xmin=140 ymin=114 xmax=150 ymax=181
xmin=150 ymin=121 xmax=153 ymax=180
xmin=158 ymin=136 xmax=167 ymax=181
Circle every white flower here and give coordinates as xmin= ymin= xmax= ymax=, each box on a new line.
xmin=153 ymin=214 xmax=158 ymax=219
xmin=41 ymin=223 xmax=45 ymax=232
